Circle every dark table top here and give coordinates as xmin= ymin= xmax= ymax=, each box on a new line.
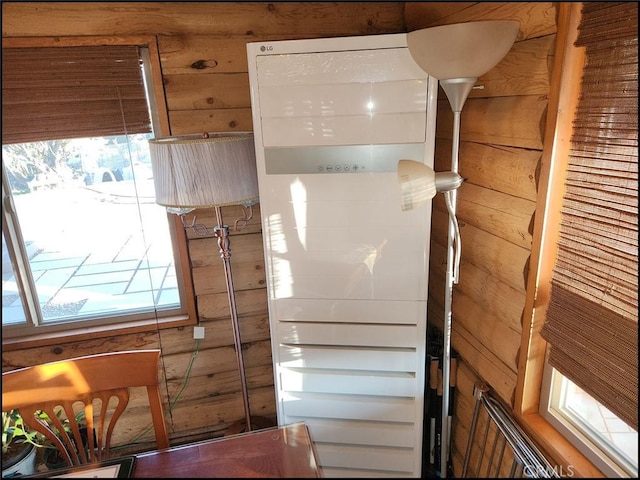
xmin=133 ymin=422 xmax=322 ymax=478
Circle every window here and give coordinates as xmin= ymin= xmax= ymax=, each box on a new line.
xmin=542 ymin=368 xmax=638 ymax=477
xmin=538 ymin=2 xmax=637 ymax=477
xmin=2 ymin=41 xmax=195 ymax=344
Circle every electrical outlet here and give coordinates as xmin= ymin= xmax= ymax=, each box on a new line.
xmin=193 ymin=326 xmax=205 ymax=339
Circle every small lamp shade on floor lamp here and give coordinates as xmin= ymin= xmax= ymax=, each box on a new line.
xmin=404 ymin=20 xmax=520 ymax=478
xmin=398 ymin=159 xmax=464 ymax=212
xmin=149 ymin=132 xmax=267 ymax=433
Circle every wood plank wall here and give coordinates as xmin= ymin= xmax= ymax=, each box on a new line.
xmin=403 ymin=2 xmax=559 ymax=476
xmin=2 ymin=1 xmax=561 ymax=474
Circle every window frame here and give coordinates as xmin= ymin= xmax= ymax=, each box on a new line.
xmin=514 ymin=3 xmax=636 ymax=478
xmin=1 ymin=36 xmax=196 ymax=351
xmin=541 ymin=366 xmax=637 ymax=478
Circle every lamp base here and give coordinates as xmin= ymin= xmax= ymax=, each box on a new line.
xmin=224 ymin=416 xmax=276 ymax=436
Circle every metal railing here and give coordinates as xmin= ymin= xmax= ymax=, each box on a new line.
xmin=462 ymin=382 xmax=560 ymax=478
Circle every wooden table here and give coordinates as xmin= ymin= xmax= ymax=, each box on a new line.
xmin=134 ymin=422 xmax=322 ymax=478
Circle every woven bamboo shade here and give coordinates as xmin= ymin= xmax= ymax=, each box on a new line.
xmin=541 ymin=2 xmax=638 ymax=430
xmin=2 ymin=46 xmax=151 ymax=145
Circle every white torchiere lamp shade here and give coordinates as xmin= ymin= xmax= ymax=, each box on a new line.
xmin=149 ymin=132 xmax=259 ymax=209
xmin=407 ymin=20 xmax=520 ymax=112
xmin=407 ymin=20 xmax=520 ymax=79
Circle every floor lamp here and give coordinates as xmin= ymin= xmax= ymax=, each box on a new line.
xmin=149 ymin=132 xmax=264 ymax=433
xmin=404 ymin=20 xmax=520 ymax=477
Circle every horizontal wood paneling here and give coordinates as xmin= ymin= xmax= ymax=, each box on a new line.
xmin=430 ymin=241 xmax=526 ymax=334
xmin=197 ymin=289 xmax=269 ymax=320
xmin=436 ymin=95 xmax=548 ymax=150
xmin=192 ymin=257 xmax=266 ymax=295
xmin=473 ymin=35 xmax=554 ymax=98
xmin=189 ymin=233 xmax=266 ymax=268
xmin=183 ymin=204 xmax=263 ymax=239
xmin=1 ymin=331 xmax=162 ymax=371
xmin=432 ymin=209 xmax=531 ymax=293
xmin=158 ymin=34 xmax=322 ymax=75
xmin=454 ymin=292 xmax=521 ymax=372
xmin=162 ymin=365 xmax=275 ymax=404
xmin=2 ymin=2 xmax=407 ymax=37
xmin=164 ymin=385 xmax=276 ymax=436
xmin=435 ymin=141 xmax=540 ymax=202
xmin=159 ymin=35 xmax=264 ymax=75
xmin=157 ymin=316 xmax=271 ymax=355
xmin=405 ymin=2 xmax=556 ymax=40
xmin=435 ymin=183 xmax=535 ymax=249
xmin=451 ymin=314 xmax=518 ymax=404
xmin=164 ymin=73 xmax=251 ymax=110
xmin=428 ymin=299 xmax=517 ymax=404
xmin=168 ymin=108 xmax=254 ymax=136
xmin=160 ymin=341 xmax=272 ymax=381
xmin=430 ymin=275 xmax=521 ymax=373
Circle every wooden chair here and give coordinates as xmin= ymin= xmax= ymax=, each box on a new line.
xmin=2 ymin=349 xmax=170 ymax=467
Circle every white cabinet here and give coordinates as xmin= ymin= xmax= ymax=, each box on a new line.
xmin=247 ymin=33 xmax=437 ymax=478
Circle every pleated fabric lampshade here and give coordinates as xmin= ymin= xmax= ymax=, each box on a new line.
xmin=149 ymin=132 xmax=259 ymax=209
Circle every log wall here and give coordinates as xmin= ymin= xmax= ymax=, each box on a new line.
xmin=2 ymin=1 xmax=561 ymax=474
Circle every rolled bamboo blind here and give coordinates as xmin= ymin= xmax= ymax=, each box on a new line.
xmin=541 ymin=2 xmax=638 ymax=430
xmin=2 ymin=45 xmax=151 ymax=145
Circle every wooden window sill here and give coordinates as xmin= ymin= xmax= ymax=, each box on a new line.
xmin=1 ymin=314 xmax=194 ymax=352
xmin=517 ymin=412 xmax=605 ymax=478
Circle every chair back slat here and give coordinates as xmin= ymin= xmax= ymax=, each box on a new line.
xmin=2 ymin=350 xmax=170 ymax=467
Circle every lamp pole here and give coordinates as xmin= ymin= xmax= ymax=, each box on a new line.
xmin=214 ymin=206 xmax=252 ymax=433
xmin=439 ymin=77 xmax=475 ymax=478
xmin=440 ymin=115 xmax=458 ymax=478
